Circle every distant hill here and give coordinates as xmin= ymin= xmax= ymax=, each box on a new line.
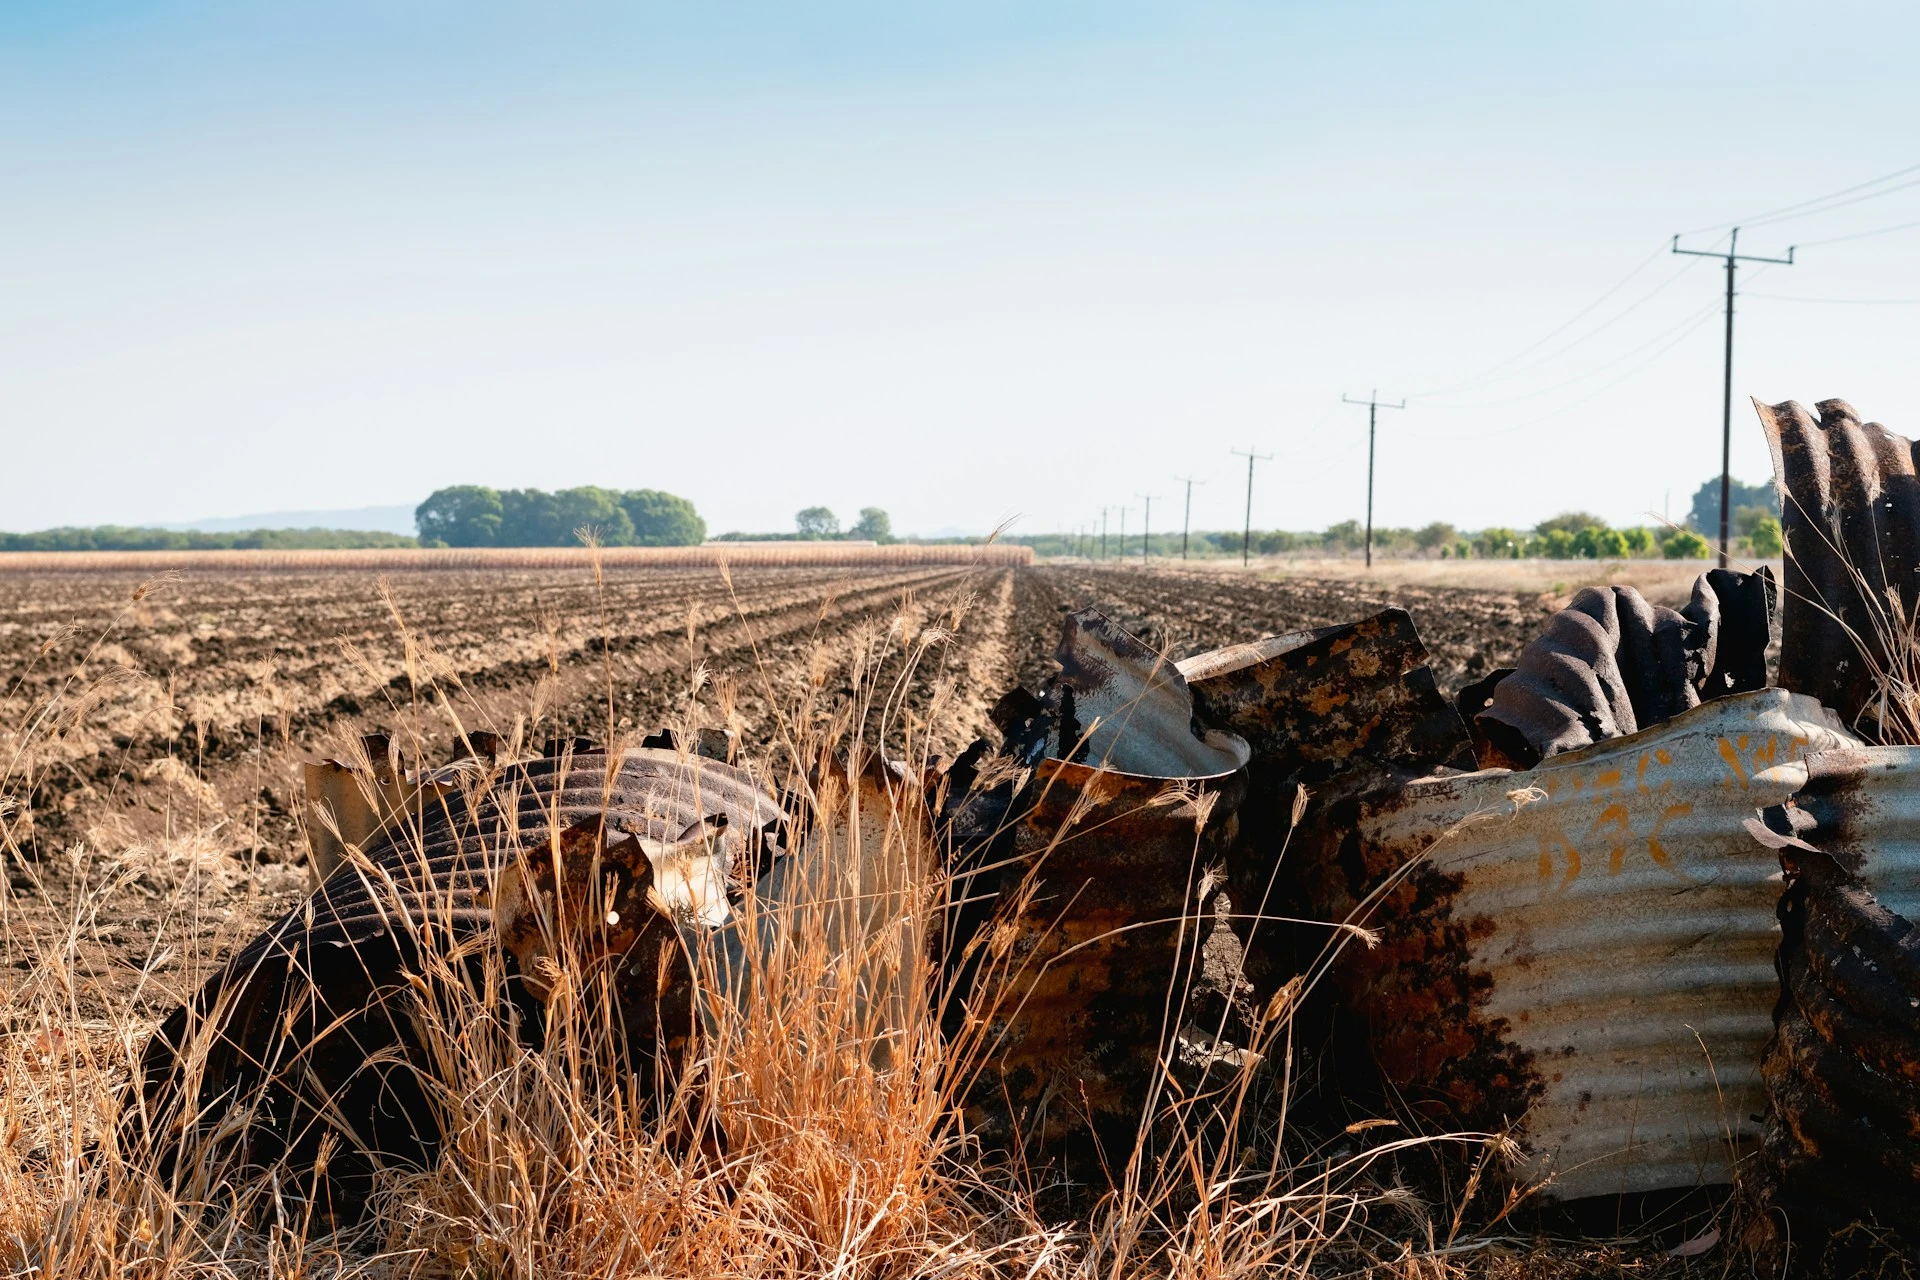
xmin=159 ymin=505 xmax=418 ymax=536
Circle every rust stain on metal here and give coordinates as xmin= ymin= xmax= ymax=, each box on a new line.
xmin=1302 ymin=689 xmax=1858 ymax=1199
xmin=1176 ymin=607 xmax=1474 ymax=789
xmin=965 ymin=609 xmax=1250 ymax=1147
xmin=1750 ymin=746 xmax=1920 ymax=1237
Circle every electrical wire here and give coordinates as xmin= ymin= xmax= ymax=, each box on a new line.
xmin=1746 ymin=292 xmax=1920 ymax=305
xmin=1420 ymin=298 xmax=1722 ymax=410
xmin=1745 ymin=174 xmax=1920 ymax=231
xmin=1423 ymin=302 xmax=1725 ymax=444
xmin=1794 ymin=215 xmax=1920 ymax=250
xmin=1676 ymin=162 xmax=1920 ymax=236
xmin=1406 ymin=241 xmax=1677 ymax=398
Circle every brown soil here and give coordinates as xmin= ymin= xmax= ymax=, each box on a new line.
xmin=0 ymin=561 xmax=1547 ymax=1025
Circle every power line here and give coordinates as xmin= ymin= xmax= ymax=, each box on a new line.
xmin=1342 ymin=391 xmax=1405 ymax=569
xmin=1672 ymin=227 xmax=1795 ymax=568
xmin=1677 ymin=161 xmax=1920 ymax=235
xmin=1744 ymin=173 xmax=1920 ymax=230
xmin=1423 ymin=298 xmax=1721 ymax=410
xmin=1407 ymin=242 xmax=1673 ymax=398
xmin=1795 ymin=215 xmax=1920 ymax=250
xmin=1425 ymin=302 xmax=1724 ymax=444
xmin=1228 ymin=447 xmax=1272 ymax=567
xmin=1747 ymin=291 xmax=1920 ymax=305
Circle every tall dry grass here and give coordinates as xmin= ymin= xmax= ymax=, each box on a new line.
xmin=0 ymin=563 xmax=1512 ymax=1278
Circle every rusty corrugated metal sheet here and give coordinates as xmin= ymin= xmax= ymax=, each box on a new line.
xmin=1176 ymin=607 xmax=1475 ymax=790
xmin=960 ymin=609 xmax=1251 ymax=1149
xmin=1746 ymin=747 xmax=1920 ymax=1238
xmin=1298 ymin=688 xmax=1859 ymax=1200
xmin=134 ymin=748 xmax=784 ymax=1220
xmin=1756 ymin=397 xmax=1920 ymax=737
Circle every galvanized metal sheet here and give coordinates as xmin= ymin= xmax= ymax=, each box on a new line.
xmin=1756 ymin=396 xmax=1920 ymax=737
xmin=1307 ymin=688 xmax=1859 ymax=1200
xmin=1052 ymin=608 xmax=1250 ymax=778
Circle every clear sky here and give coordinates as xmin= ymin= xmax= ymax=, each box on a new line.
xmin=6 ymin=1 xmax=1920 ymax=538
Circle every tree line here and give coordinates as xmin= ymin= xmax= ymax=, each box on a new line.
xmin=414 ymin=486 xmax=705 ymax=548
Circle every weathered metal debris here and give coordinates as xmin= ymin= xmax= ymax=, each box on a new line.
xmin=1745 ymin=748 xmax=1920 ymax=1239
xmin=301 ymin=731 xmax=502 ymax=882
xmin=956 ymin=609 xmax=1251 ymax=1148
xmin=1758 ymin=396 xmax=1920 ymax=736
xmin=1299 ymin=689 xmax=1858 ymax=1200
xmin=1475 ymin=573 xmax=1774 ymax=769
xmin=134 ymin=747 xmax=783 ymax=1219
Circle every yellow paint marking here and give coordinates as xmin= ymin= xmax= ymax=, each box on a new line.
xmin=1717 ymin=737 xmax=1749 ymax=786
xmin=1591 ymin=804 xmax=1631 ymax=875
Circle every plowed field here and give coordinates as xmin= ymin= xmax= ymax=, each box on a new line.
xmin=0 ymin=560 xmax=1550 ymax=1021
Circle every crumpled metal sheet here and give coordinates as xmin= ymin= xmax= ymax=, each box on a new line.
xmin=955 ymin=609 xmax=1251 ymax=1148
xmin=133 ymin=748 xmax=783 ymax=1218
xmin=1026 ymin=608 xmax=1250 ymax=778
xmin=1477 ymin=572 xmax=1774 ymax=770
xmin=1757 ymin=397 xmax=1920 ymax=736
xmin=1746 ymin=747 xmax=1920 ymax=1237
xmin=1301 ymin=689 xmax=1858 ymax=1200
xmin=301 ymin=731 xmax=504 ymax=882
xmin=1176 ymin=607 xmax=1476 ymax=791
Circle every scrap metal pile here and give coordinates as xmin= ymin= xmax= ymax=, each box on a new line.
xmin=133 ymin=398 xmax=1920 ymax=1245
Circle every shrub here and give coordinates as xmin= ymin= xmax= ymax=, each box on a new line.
xmin=1414 ymin=521 xmax=1457 ymax=551
xmin=1664 ymin=528 xmax=1713 ymax=559
xmin=1621 ymin=527 xmax=1658 ymax=556
xmin=1536 ymin=511 xmax=1607 ymax=536
xmin=1749 ymin=514 xmax=1783 ymax=558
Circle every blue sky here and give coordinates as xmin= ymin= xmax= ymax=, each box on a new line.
xmin=6 ymin=2 xmax=1920 ymax=537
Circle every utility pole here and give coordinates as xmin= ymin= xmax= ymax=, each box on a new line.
xmin=1672 ymin=227 xmax=1795 ymax=568
xmin=1099 ymin=507 xmax=1108 ymax=560
xmin=1343 ymin=390 xmax=1405 ymax=569
xmin=1174 ymin=475 xmax=1202 ymax=560
xmin=1230 ymin=448 xmax=1273 ymax=567
xmin=1118 ymin=506 xmax=1127 ymax=560
xmin=1136 ymin=493 xmax=1157 ymax=560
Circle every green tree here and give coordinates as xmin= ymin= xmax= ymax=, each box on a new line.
xmin=1749 ymin=514 xmax=1783 ymax=557
xmin=416 ymin=485 xmax=504 ymax=547
xmin=1256 ymin=529 xmax=1298 ymax=555
xmin=1539 ymin=528 xmax=1577 ymax=559
xmin=1688 ymin=477 xmax=1777 ymax=534
xmin=1665 ymin=528 xmax=1713 ymax=559
xmin=621 ymin=489 xmax=706 ymax=546
xmin=1621 ymin=527 xmax=1658 ymax=556
xmin=497 ymin=487 xmax=633 ymax=545
xmin=1474 ymin=527 xmax=1522 ymax=559
xmin=1536 ymin=511 xmax=1607 ymax=536
xmin=1323 ymin=519 xmax=1364 ymax=551
xmin=849 ymin=507 xmax=892 ymax=542
xmin=1414 ymin=521 xmax=1458 ymax=551
xmin=796 ymin=507 xmax=840 ymax=539
xmin=1591 ymin=528 xmax=1631 ymax=559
